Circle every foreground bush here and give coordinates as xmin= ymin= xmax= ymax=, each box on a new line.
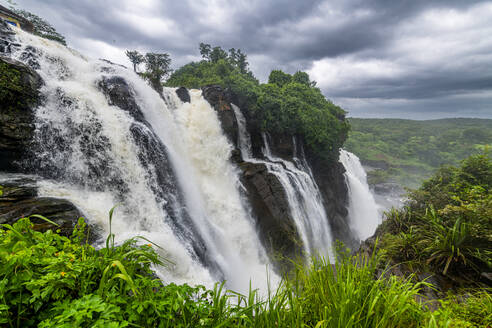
xmin=0 ymin=217 xmax=232 ymax=327
xmin=1 ymin=215 xmax=490 ymax=327
xmin=378 ymin=154 xmax=492 ymax=279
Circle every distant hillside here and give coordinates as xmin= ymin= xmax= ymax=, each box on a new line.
xmin=345 ymin=118 xmax=492 ymax=188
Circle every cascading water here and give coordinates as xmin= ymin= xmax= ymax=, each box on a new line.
xmin=8 ymin=27 xmax=277 ymax=293
xmin=339 ymin=150 xmax=380 ymax=241
xmin=232 ymin=104 xmax=334 ymax=259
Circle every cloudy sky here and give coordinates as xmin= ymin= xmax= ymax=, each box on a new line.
xmin=5 ymin=0 xmax=492 ymax=119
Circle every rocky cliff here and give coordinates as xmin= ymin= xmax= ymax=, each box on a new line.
xmin=0 ymin=21 xmax=89 ymax=237
xmin=1 ymin=17 xmax=358 ymax=268
xmin=201 ymin=85 xmax=358 ymax=267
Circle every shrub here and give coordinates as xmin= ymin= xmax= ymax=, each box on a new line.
xmin=377 ymin=154 xmax=492 ymax=278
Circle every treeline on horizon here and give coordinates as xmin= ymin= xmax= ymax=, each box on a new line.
xmin=345 ymin=118 xmax=492 ymax=188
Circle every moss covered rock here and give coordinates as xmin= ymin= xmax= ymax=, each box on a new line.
xmin=0 ymin=57 xmax=42 ymax=172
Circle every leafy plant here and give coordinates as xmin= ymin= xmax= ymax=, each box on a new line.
xmin=1 ymin=213 xmax=489 ymax=327
xmin=375 ymin=154 xmax=492 ymax=280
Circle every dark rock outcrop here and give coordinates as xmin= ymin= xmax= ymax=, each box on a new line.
xmin=175 ymin=87 xmax=190 ymax=103
xmin=98 ymin=76 xmax=145 ymax=122
xmin=306 ymin=152 xmax=358 ymax=249
xmin=0 ymin=21 xmax=17 ymax=54
xmin=254 ymin=128 xmax=357 ymax=249
xmin=0 ymin=56 xmax=42 ymax=173
xmin=201 ymin=86 xmax=358 ymax=268
xmin=239 ymin=162 xmax=303 ymax=267
xmin=201 ymin=85 xmax=238 ymax=148
xmin=0 ymin=178 xmax=95 ymax=240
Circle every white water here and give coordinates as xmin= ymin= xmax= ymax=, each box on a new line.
xmin=339 ymin=150 xmax=380 ymax=240
xmin=232 ymin=105 xmax=334 ymax=259
xmin=10 ymin=28 xmax=277 ymax=293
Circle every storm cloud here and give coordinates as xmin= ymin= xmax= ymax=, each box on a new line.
xmin=8 ymin=0 xmax=492 ymax=118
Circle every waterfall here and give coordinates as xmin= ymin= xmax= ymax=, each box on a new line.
xmin=339 ymin=150 xmax=380 ymax=240
xmin=9 ymin=28 xmax=277 ymax=293
xmin=232 ymin=104 xmax=334 ymax=258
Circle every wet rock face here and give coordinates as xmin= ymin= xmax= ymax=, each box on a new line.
xmin=239 ymin=161 xmax=303 ymax=265
xmin=175 ymin=87 xmax=190 ymax=103
xmin=0 ymin=21 xmax=16 ymax=54
xmin=264 ymin=132 xmax=298 ymax=161
xmin=201 ymin=85 xmax=238 ymax=147
xmin=0 ymin=179 xmax=96 ymax=240
xmin=202 ymin=86 xmax=357 ymax=265
xmin=0 ymin=57 xmax=42 ymax=173
xmin=306 ymin=151 xmax=357 ymax=249
xmin=98 ymin=76 xmax=145 ymax=123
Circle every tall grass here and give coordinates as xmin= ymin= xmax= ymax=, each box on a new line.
xmin=246 ymin=248 xmax=426 ymax=328
xmin=2 ymin=215 xmax=489 ymax=327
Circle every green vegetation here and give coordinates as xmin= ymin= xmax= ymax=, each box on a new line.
xmin=0 ymin=61 xmax=23 ymax=107
xmin=376 ymin=153 xmax=491 ymax=280
xmin=12 ymin=9 xmax=66 ymax=45
xmin=0 ymin=216 xmax=227 ymax=327
xmin=2 ymin=192 xmax=490 ymax=327
xmin=166 ymin=44 xmax=349 ymax=162
xmin=125 ymin=50 xmax=144 ymax=73
xmin=345 ymin=118 xmax=492 ymax=187
xmin=125 ymin=50 xmax=173 ymax=92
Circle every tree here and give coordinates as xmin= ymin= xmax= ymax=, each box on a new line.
xmin=268 ymin=70 xmax=292 ymax=88
xmin=13 ymin=9 xmax=66 ymax=45
xmin=236 ymin=49 xmax=248 ymax=73
xmin=209 ymin=46 xmax=227 ymax=63
xmin=144 ymin=52 xmax=172 ymax=92
xmin=125 ymin=50 xmax=144 ymax=73
xmin=199 ymin=43 xmax=211 ymax=61
xmin=228 ymin=48 xmax=238 ymax=66
xmin=293 ymin=71 xmax=316 ymax=87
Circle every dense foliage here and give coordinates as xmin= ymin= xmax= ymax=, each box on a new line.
xmin=0 ymin=216 xmax=232 ymax=327
xmin=166 ymin=45 xmax=349 ymax=162
xmin=376 ymin=154 xmax=492 ymax=279
xmin=1 ymin=214 xmax=490 ymax=326
xmin=345 ymin=118 xmax=492 ymax=187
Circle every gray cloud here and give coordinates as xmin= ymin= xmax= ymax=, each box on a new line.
xmin=7 ymin=0 xmax=492 ymax=118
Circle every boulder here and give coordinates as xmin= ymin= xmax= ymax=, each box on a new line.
xmin=98 ymin=76 xmax=145 ymax=123
xmin=239 ymin=161 xmax=302 ymax=271
xmin=175 ymin=87 xmax=190 ymax=103
xmin=0 ymin=178 xmax=96 ymax=240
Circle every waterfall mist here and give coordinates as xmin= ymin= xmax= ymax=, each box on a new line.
xmin=339 ymin=150 xmax=380 ymax=241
